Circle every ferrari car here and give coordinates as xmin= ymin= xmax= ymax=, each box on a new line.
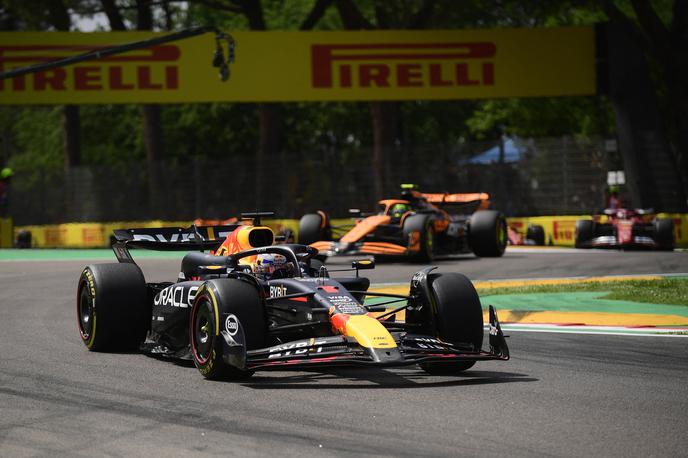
xmin=508 ymin=223 xmax=546 ymax=246
xmin=298 ymin=184 xmax=508 ymax=262
xmin=575 ymin=208 xmax=674 ymax=250
xmin=77 ymin=215 xmax=509 ymax=380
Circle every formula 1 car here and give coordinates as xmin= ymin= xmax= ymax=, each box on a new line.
xmin=575 ymin=208 xmax=674 ymax=250
xmin=508 ymin=223 xmax=546 ymax=246
xmin=298 ymin=184 xmax=508 ymax=262
xmin=77 ymin=215 xmax=509 ymax=380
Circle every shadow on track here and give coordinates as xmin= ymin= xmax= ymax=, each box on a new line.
xmin=240 ymin=368 xmax=537 ymax=389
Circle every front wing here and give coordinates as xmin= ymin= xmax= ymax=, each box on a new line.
xmin=587 ymin=235 xmax=660 ymax=249
xmin=245 ymin=306 xmax=509 ymax=371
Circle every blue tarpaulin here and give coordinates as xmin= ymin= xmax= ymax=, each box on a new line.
xmin=467 ymin=137 xmax=526 ymax=164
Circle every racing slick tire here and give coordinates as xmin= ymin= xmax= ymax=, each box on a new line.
xmin=298 ymin=212 xmax=332 ymax=245
xmin=190 ymin=279 xmax=265 ymax=380
xmin=419 ymin=273 xmax=483 ymax=374
xmin=575 ymin=219 xmax=594 ymax=248
xmin=654 ymin=219 xmax=674 ymax=251
xmin=403 ymin=214 xmax=435 ymax=262
xmin=468 ymin=210 xmax=507 ymax=257
xmin=526 ymin=224 xmax=546 ymax=246
xmin=77 ymin=263 xmax=148 ymax=352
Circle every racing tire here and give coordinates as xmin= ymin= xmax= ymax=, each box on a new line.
xmin=77 ymin=263 xmax=148 ymax=352
xmin=575 ymin=220 xmax=594 ymax=248
xmin=468 ymin=210 xmax=507 ymax=257
xmin=403 ymin=214 xmax=434 ymax=262
xmin=526 ymin=224 xmax=545 ymax=246
xmin=190 ymin=279 xmax=265 ymax=380
xmin=298 ymin=212 xmax=331 ymax=245
xmin=419 ymin=273 xmax=483 ymax=374
xmin=654 ymin=219 xmax=674 ymax=251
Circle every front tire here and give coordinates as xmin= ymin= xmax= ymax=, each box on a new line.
xmin=469 ymin=210 xmax=507 ymax=257
xmin=190 ymin=279 xmax=265 ymax=380
xmin=403 ymin=214 xmax=434 ymax=262
xmin=575 ymin=220 xmax=594 ymax=248
xmin=410 ymin=273 xmax=484 ymax=375
xmin=77 ymin=263 xmax=148 ymax=352
xmin=526 ymin=224 xmax=545 ymax=246
xmin=654 ymin=219 xmax=674 ymax=251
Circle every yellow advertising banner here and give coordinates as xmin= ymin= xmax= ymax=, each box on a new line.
xmin=0 ymin=27 xmax=595 ymax=104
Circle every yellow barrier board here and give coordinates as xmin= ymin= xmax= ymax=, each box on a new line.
xmin=16 ymin=214 xmax=688 ymax=249
xmin=0 ymin=27 xmax=595 ymax=104
xmin=0 ymin=218 xmax=12 ymax=247
xmin=508 ymin=214 xmax=688 ymax=248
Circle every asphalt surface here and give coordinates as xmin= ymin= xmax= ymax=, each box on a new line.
xmin=1 ymin=249 xmax=687 ymax=456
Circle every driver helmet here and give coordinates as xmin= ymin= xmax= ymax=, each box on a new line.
xmin=253 ymin=253 xmax=292 ymax=280
xmin=390 ymin=203 xmax=410 ymax=219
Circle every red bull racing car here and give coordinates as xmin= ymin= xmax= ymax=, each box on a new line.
xmin=298 ymin=184 xmax=508 ymax=262
xmin=575 ymin=208 xmax=674 ymax=250
xmin=77 ymin=214 xmax=509 ymax=380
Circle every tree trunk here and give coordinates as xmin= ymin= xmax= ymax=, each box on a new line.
xmin=141 ymin=104 xmax=165 ymax=215
xmin=63 ymin=105 xmax=80 ymax=169
xmin=255 ymin=103 xmax=282 ymax=209
xmin=371 ymin=102 xmax=399 ymax=200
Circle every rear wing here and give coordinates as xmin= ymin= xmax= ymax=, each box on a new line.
xmin=421 ymin=192 xmax=491 ymax=211
xmin=111 ymin=224 xmax=240 ymax=263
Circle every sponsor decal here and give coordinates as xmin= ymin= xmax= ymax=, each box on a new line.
xmin=410 ymin=336 xmax=452 ymax=350
xmin=328 ymin=295 xmax=365 ymax=315
xmin=154 ymin=285 xmax=199 ymax=308
xmin=411 ymin=270 xmax=426 ymax=289
xmin=267 ymin=339 xmax=327 ymax=359
xmin=0 ymin=44 xmax=180 ymax=93
xmin=224 ymin=314 xmax=239 ymax=336
xmin=83 ymin=269 xmax=96 ymax=299
xmin=311 ymin=42 xmax=495 ymax=89
xmin=552 ymin=220 xmax=576 ymax=241
xmin=269 ymin=285 xmax=288 ymax=298
xmin=133 ymin=230 xmax=231 ymax=243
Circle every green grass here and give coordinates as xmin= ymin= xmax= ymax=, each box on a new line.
xmin=478 ymin=277 xmax=688 ymax=306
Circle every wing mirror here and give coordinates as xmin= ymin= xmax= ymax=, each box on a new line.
xmin=352 ymin=259 xmax=375 ymax=276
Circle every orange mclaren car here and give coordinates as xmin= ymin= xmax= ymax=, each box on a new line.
xmin=298 ymin=184 xmax=508 ymax=261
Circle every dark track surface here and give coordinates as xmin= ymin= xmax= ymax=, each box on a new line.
xmin=1 ymin=250 xmax=687 ymax=456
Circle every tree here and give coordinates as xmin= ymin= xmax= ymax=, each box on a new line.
xmin=187 ymin=0 xmax=334 ymax=208
xmin=335 ymin=0 xmax=437 ymax=200
xmin=603 ymin=0 xmax=688 ymax=207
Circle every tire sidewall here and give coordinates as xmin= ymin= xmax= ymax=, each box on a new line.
xmin=189 ymin=279 xmax=265 ymax=379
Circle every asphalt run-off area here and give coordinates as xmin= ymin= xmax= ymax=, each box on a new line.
xmin=1 ymin=247 xmax=687 ymax=456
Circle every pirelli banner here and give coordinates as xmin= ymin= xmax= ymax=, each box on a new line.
xmin=0 ymin=27 xmax=595 ymax=104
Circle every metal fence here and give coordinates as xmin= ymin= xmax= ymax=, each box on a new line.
xmin=10 ymin=136 xmax=614 ymax=225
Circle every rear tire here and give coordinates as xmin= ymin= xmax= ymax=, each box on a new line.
xmin=575 ymin=220 xmax=594 ymax=248
xmin=654 ymin=219 xmax=674 ymax=251
xmin=77 ymin=263 xmax=148 ymax=352
xmin=412 ymin=273 xmax=484 ymax=375
xmin=403 ymin=214 xmax=434 ymax=262
xmin=190 ymin=279 xmax=265 ymax=380
xmin=526 ymin=224 xmax=545 ymax=246
xmin=469 ymin=210 xmax=507 ymax=257
xmin=298 ymin=212 xmax=331 ymax=245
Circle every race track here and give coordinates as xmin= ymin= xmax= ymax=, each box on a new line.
xmin=1 ymin=249 xmax=687 ymax=456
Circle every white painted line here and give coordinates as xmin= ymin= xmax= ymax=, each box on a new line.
xmin=498 ymin=324 xmax=688 ymax=338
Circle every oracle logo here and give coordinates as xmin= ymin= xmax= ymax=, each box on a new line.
xmin=0 ymin=44 xmax=180 ymax=92
xmin=311 ymin=42 xmax=496 ymax=89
